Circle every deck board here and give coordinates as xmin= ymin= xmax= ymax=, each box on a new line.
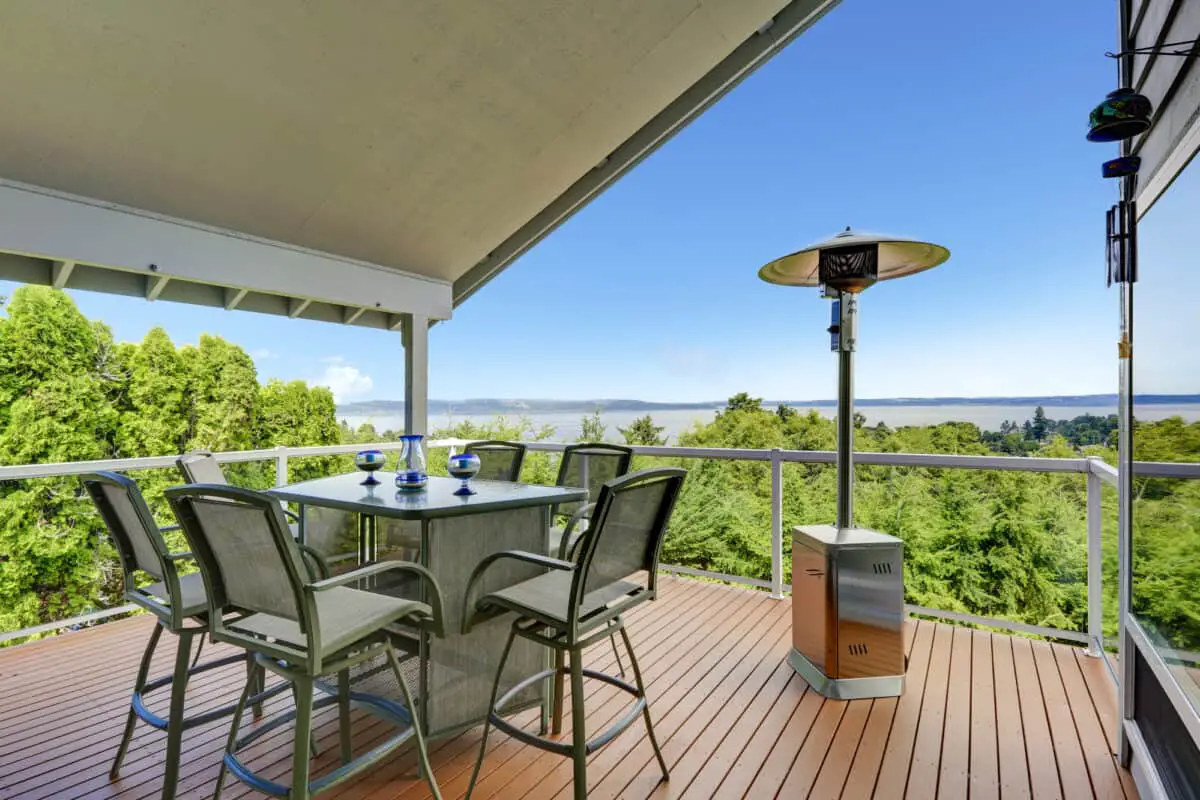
xmin=0 ymin=577 xmax=1135 ymax=799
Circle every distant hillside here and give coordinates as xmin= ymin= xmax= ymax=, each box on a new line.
xmin=338 ymin=393 xmax=1200 ymax=416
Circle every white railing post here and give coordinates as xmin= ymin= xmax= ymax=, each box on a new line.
xmin=274 ymin=445 xmax=289 ymax=488
xmin=1086 ymin=457 xmax=1104 ymax=657
xmin=770 ymin=448 xmax=784 ymax=599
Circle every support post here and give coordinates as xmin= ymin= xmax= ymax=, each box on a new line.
xmin=402 ymin=313 xmax=430 ymax=435
xmin=770 ymin=448 xmax=784 ymax=599
xmin=1086 ymin=458 xmax=1104 ymax=657
xmin=836 ymin=293 xmax=857 ymax=531
xmin=274 ymin=446 xmax=288 ymax=488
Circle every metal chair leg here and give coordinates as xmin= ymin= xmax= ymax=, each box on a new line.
xmin=552 ymin=648 xmax=566 ymax=735
xmin=609 ymin=632 xmax=626 ymax=677
xmin=569 ymin=646 xmax=588 ymax=800
xmin=387 ymin=647 xmax=443 ymax=800
xmin=161 ymin=628 xmax=196 ymax=800
xmin=111 ymin=623 xmax=162 ymax=779
xmin=213 ymin=666 xmax=255 ymax=800
xmin=291 ymin=675 xmax=315 ymax=800
xmin=247 ymin=655 xmax=265 ymax=719
xmin=620 ymin=625 xmax=668 ymax=782
xmin=337 ymin=669 xmax=353 ymax=765
xmin=466 ymin=626 xmax=518 ymax=800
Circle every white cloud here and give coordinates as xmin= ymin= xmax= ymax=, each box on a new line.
xmin=317 ymin=359 xmax=374 ymax=403
xmin=250 ymin=348 xmax=276 ymax=360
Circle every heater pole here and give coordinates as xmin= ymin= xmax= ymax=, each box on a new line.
xmin=836 ymin=292 xmax=857 ymax=531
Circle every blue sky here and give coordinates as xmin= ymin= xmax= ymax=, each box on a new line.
xmin=6 ymin=0 xmax=1188 ymax=404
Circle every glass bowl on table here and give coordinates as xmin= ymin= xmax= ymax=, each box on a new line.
xmin=447 ymin=452 xmax=482 ymax=496
xmin=354 ymin=449 xmax=387 ymax=486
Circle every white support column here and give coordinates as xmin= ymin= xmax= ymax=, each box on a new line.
xmin=402 ymin=313 xmax=429 ymax=435
xmin=770 ymin=448 xmax=785 ymax=599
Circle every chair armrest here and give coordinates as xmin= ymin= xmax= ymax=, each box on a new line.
xmin=281 ymin=507 xmax=301 ymax=523
xmin=462 ymin=551 xmax=574 ymax=633
xmin=307 ymin=562 xmax=445 ymax=638
xmin=164 ymin=551 xmax=193 ymax=561
xmin=557 ymin=502 xmax=596 ymax=559
xmin=297 ymin=544 xmax=330 ymax=581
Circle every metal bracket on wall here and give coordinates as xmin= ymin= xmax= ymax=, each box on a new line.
xmin=1107 ymin=199 xmax=1138 ymax=286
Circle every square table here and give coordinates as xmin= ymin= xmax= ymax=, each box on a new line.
xmin=269 ymin=473 xmax=586 ymax=737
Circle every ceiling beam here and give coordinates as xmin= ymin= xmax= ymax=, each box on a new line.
xmin=145 ymin=274 xmax=170 ymax=300
xmin=387 ymin=314 xmax=405 ymax=331
xmin=287 ymin=297 xmax=312 ymax=318
xmin=0 ymin=178 xmax=453 ymax=320
xmin=342 ymin=306 xmax=367 ymax=325
xmin=50 ymin=259 xmax=75 ymax=289
xmin=224 ymin=287 xmax=248 ymax=310
xmin=452 ymin=0 xmax=840 ymax=307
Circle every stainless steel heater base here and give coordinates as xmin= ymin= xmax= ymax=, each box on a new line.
xmin=788 ymin=648 xmax=904 ymax=700
xmin=789 ymin=524 xmax=907 ymax=700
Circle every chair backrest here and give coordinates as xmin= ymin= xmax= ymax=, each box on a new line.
xmin=176 ymin=451 xmax=230 ymax=486
xmin=571 ymin=468 xmax=686 ymax=611
xmin=83 ymin=471 xmax=170 ymax=584
xmin=166 ymin=484 xmax=309 ymax=627
xmin=553 ymin=442 xmax=634 ymax=518
xmin=463 ymin=440 xmax=526 ymax=482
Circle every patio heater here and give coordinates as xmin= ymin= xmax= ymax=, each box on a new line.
xmin=759 ymin=228 xmax=949 ymax=699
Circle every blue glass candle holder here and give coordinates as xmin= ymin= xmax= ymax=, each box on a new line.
xmin=354 ymin=449 xmax=387 ymax=486
xmin=395 ymin=434 xmax=428 ymax=491
xmin=448 ymin=452 xmax=482 ymax=496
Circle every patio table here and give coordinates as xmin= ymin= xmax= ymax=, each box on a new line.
xmin=268 ymin=473 xmax=586 ymax=737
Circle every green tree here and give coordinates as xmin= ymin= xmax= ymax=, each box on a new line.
xmin=618 ymin=414 xmax=666 ymax=446
xmin=578 ymin=408 xmax=607 ymax=442
xmin=1031 ymin=405 xmax=1049 ymax=442
xmin=182 ymin=334 xmax=259 ymax=452
xmin=257 ymin=380 xmax=341 ymax=481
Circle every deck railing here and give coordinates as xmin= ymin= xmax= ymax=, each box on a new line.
xmin=2 ymin=440 xmax=1197 ymax=666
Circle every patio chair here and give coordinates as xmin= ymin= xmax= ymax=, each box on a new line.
xmin=463 ymin=440 xmax=526 ymax=482
xmin=165 ymin=483 xmax=446 ymax=800
xmin=84 ymin=471 xmax=290 ymax=800
xmin=176 ymin=450 xmax=329 ymax=579
xmin=461 ymin=467 xmax=686 ymax=800
xmin=549 ymin=442 xmax=634 ymax=560
xmin=549 ymin=442 xmax=634 ymax=675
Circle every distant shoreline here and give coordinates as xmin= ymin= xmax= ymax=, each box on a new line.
xmin=338 ymin=393 xmax=1198 ymax=416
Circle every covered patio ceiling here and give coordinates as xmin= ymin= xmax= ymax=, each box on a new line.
xmin=0 ymin=0 xmax=837 ymax=328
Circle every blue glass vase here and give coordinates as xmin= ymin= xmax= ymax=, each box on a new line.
xmin=448 ymin=452 xmax=481 ymax=496
xmin=395 ymin=434 xmax=428 ymax=491
xmin=354 ymin=449 xmax=387 ymax=485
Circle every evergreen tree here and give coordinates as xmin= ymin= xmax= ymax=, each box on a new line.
xmin=618 ymin=414 xmax=666 ymax=446
xmin=578 ymin=408 xmax=607 ymax=442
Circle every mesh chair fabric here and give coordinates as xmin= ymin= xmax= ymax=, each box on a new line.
xmin=464 ymin=442 xmax=525 ymax=483
xmin=97 ymin=482 xmax=165 ymax=580
xmin=554 ymin=445 xmax=632 ymax=518
xmin=583 ymin=479 xmax=669 ymax=596
xmin=187 ymin=498 xmax=303 ymax=620
xmin=177 ymin=453 xmax=229 ymax=485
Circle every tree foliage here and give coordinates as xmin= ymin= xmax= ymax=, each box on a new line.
xmin=0 ymin=289 xmax=1196 ymax=659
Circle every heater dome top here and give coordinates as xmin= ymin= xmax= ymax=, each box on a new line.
xmin=758 ymin=227 xmax=950 ymax=289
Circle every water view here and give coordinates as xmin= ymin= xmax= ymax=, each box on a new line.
xmin=341 ymin=403 xmax=1200 ymax=443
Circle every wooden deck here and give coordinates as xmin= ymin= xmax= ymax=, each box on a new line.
xmin=0 ymin=577 xmax=1134 ymax=799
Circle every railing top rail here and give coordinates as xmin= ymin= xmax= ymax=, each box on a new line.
xmin=1 ymin=438 xmax=1193 ymax=482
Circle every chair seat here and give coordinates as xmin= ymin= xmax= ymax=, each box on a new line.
xmin=139 ymin=572 xmax=208 ymax=617
xmin=232 ymin=587 xmax=430 ymax=659
xmin=482 ymin=570 xmax=642 ymax=629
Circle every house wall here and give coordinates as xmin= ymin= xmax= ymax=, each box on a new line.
xmin=1126 ymin=0 xmax=1200 ymax=211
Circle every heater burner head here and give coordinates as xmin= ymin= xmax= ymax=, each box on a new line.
xmin=758 ymin=228 xmax=949 ymax=289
